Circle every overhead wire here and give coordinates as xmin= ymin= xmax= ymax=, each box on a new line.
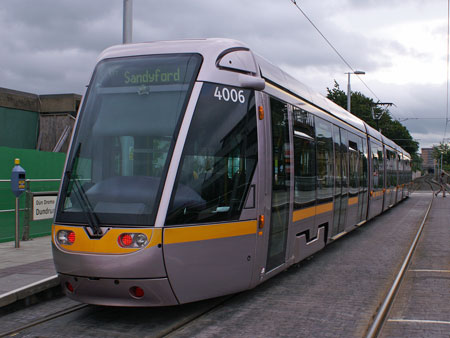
xmin=289 ymin=0 xmax=398 ymax=118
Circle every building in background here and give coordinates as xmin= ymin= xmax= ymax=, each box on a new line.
xmin=421 ymin=147 xmax=435 ymax=173
xmin=0 ymin=87 xmax=81 ymax=153
xmin=0 ymin=87 xmax=81 ymax=242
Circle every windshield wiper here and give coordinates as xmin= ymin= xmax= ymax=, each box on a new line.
xmin=64 ymin=143 xmax=102 ymax=237
xmin=72 ymin=178 xmax=103 ymax=237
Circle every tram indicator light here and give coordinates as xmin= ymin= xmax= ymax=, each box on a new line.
xmin=258 ymin=214 xmax=265 ymax=229
xmin=119 ymin=234 xmax=133 ymax=247
xmin=68 ymin=231 xmax=76 ymax=244
xmin=258 ymin=106 xmax=264 ymax=120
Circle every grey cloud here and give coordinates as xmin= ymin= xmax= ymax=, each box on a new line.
xmin=0 ymin=0 xmax=445 ymax=151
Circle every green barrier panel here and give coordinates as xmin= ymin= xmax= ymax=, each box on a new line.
xmin=0 ymin=107 xmax=39 ymax=149
xmin=0 ymin=147 xmax=66 ymax=243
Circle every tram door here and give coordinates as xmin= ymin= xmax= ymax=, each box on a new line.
xmin=266 ymin=98 xmax=291 ymax=272
xmin=332 ymin=126 xmax=348 ymax=236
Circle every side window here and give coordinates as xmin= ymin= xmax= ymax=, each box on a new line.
xmin=392 ymin=152 xmax=398 ymax=187
xmin=315 ymin=117 xmax=333 ymax=204
xmin=348 ymin=134 xmax=360 ymax=196
xmin=378 ymin=146 xmax=385 ymax=189
xmin=166 ymin=83 xmax=257 ymax=225
xmin=388 ymin=149 xmax=396 ymax=187
xmin=333 ymin=125 xmax=342 ymax=193
xmin=371 ymin=141 xmax=380 ymax=190
xmin=361 ymin=137 xmax=368 ymax=190
xmin=340 ymin=129 xmax=349 ymax=190
xmin=293 ymin=106 xmax=316 ymax=209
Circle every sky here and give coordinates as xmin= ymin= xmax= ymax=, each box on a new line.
xmin=0 ymin=0 xmax=449 ymax=150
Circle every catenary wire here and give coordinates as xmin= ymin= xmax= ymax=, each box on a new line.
xmin=289 ymin=0 xmax=402 ymax=119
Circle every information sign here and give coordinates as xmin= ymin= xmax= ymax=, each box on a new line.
xmin=33 ymin=195 xmax=57 ymax=221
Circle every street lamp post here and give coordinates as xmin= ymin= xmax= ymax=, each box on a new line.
xmin=346 ymin=70 xmax=365 ymax=113
xmin=123 ymin=0 xmax=133 ymax=44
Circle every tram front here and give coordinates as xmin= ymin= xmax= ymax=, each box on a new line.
xmin=52 ymin=39 xmax=264 ymax=306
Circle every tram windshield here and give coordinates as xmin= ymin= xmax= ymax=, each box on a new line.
xmin=56 ymin=54 xmax=202 ymax=225
xmin=166 ymin=83 xmax=257 ymax=225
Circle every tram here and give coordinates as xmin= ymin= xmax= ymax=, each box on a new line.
xmin=52 ymin=38 xmax=412 ymax=306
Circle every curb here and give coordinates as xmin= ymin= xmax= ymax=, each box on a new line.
xmin=0 ymin=275 xmax=60 ymax=309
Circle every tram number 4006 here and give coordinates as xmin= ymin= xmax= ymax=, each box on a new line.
xmin=214 ymin=86 xmax=246 ymax=104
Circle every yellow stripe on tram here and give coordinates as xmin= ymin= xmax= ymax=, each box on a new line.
xmin=292 ymin=202 xmax=333 ymax=222
xmin=164 ymin=220 xmax=258 ymax=244
xmin=348 ymin=196 xmax=359 ymax=206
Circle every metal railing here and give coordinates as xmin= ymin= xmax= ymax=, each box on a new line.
xmin=0 ymin=178 xmax=61 ymax=244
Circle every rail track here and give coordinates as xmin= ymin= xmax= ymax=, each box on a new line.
xmin=365 ymin=193 xmax=434 ymax=337
xmin=410 ymin=174 xmax=441 ymax=192
xmin=0 ymin=193 xmax=436 ymax=337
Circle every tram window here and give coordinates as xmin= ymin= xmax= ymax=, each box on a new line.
xmin=333 ymin=126 xmax=342 ymax=193
xmin=400 ymin=160 xmax=403 ymax=184
xmin=293 ymin=107 xmax=316 ymax=209
xmin=108 ymin=136 xmax=171 ymax=177
xmin=371 ymin=142 xmax=378 ymax=189
xmin=378 ymin=146 xmax=385 ymax=189
xmin=166 ymin=83 xmax=257 ymax=225
xmin=394 ymin=152 xmax=399 ymax=185
xmin=387 ymin=149 xmax=396 ymax=187
xmin=348 ymin=137 xmax=360 ymax=196
xmin=315 ymin=118 xmax=333 ymax=204
xmin=57 ymin=53 xmax=202 ymax=226
xmin=340 ymin=129 xmax=349 ymax=190
xmin=393 ymin=152 xmax=398 ymax=186
xmin=267 ymin=98 xmax=290 ymax=268
xmin=371 ymin=141 xmax=384 ymax=190
xmin=360 ymin=137 xmax=368 ymax=190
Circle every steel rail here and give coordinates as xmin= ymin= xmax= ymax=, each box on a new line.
xmin=0 ymin=303 xmax=88 ymax=337
xmin=365 ymin=193 xmax=434 ymax=338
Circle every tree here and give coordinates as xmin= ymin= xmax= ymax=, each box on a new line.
xmin=326 ymin=81 xmax=420 ymax=170
xmin=432 ymin=143 xmax=450 ymax=172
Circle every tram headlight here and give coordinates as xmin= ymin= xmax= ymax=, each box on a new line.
xmin=118 ymin=233 xmax=148 ymax=248
xmin=135 ymin=233 xmax=148 ymax=247
xmin=57 ymin=230 xmax=76 ymax=245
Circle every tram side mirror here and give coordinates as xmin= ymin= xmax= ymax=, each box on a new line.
xmin=238 ymin=74 xmax=265 ymax=91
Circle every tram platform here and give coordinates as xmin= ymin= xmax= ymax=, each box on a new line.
xmin=0 ymin=235 xmax=57 ymax=308
xmin=381 ymin=192 xmax=450 ymax=336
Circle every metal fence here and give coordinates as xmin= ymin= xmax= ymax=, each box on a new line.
xmin=0 ymin=178 xmax=60 ymax=243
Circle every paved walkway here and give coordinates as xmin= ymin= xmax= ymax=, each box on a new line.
xmin=0 ymin=236 xmax=58 ymax=307
xmin=381 ymin=193 xmax=450 ymax=336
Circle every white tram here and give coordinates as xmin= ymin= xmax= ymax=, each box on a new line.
xmin=52 ymin=39 xmax=412 ymax=306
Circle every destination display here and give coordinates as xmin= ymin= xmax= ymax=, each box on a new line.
xmin=97 ymin=54 xmax=202 ymax=88
xmin=124 ymin=68 xmax=181 ymax=85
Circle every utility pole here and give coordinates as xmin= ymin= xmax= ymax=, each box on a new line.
xmin=123 ymin=0 xmax=133 ymax=44
xmin=346 ymin=70 xmax=365 ymax=113
xmin=371 ymin=102 xmax=394 ymax=131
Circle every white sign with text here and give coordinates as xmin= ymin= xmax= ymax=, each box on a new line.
xmin=33 ymin=195 xmax=57 ymax=221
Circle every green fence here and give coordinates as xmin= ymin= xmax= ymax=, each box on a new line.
xmin=0 ymin=107 xmax=39 ymax=149
xmin=0 ymin=147 xmax=66 ymax=242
